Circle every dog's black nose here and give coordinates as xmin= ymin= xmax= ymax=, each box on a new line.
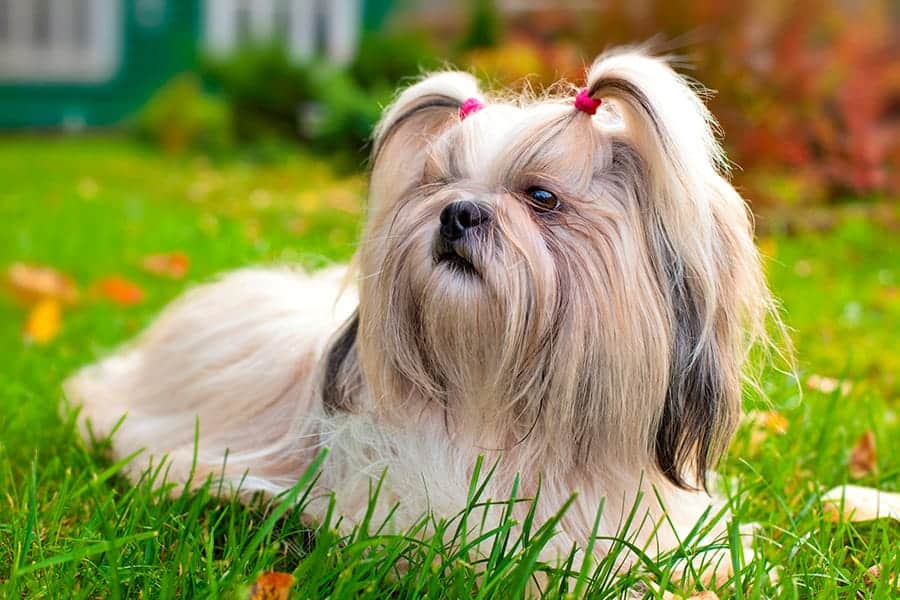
xmin=439 ymin=201 xmax=487 ymax=241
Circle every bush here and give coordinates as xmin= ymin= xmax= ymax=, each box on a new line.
xmin=459 ymin=0 xmax=503 ymax=50
xmin=202 ymin=45 xmax=315 ymax=143
xmin=134 ymin=74 xmax=232 ymax=154
xmin=350 ymin=31 xmax=440 ymax=93
xmin=203 ymin=45 xmax=383 ymax=162
xmin=299 ymin=66 xmax=384 ymax=158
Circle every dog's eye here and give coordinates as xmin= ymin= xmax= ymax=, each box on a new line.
xmin=525 ymin=187 xmax=560 ymax=212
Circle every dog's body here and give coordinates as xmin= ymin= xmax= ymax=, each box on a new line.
xmin=66 ymin=265 xmax=729 ymax=561
xmin=66 ymin=49 xmax=773 ymax=570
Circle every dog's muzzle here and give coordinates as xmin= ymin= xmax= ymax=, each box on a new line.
xmin=433 ymin=200 xmax=489 ymax=275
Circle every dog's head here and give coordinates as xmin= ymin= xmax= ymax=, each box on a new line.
xmin=352 ymin=50 xmax=772 ymax=488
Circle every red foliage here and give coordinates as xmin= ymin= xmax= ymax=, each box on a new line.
xmin=469 ymin=0 xmax=899 ymax=204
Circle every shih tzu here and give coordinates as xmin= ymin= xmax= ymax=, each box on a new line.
xmin=66 ymin=49 xmax=774 ymax=576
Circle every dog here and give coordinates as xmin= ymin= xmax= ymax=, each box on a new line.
xmin=65 ymin=48 xmax=775 ymax=576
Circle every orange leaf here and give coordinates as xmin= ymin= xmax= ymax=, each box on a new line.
xmin=249 ymin=571 xmax=294 ymax=600
xmin=744 ymin=410 xmax=789 ymax=453
xmin=753 ymin=410 xmax=790 ymax=434
xmin=849 ymin=430 xmax=877 ymax=479
xmin=141 ymin=252 xmax=190 ymax=279
xmin=97 ymin=276 xmax=145 ymax=306
xmin=6 ymin=263 xmax=79 ymax=305
xmin=24 ymin=298 xmax=61 ymax=344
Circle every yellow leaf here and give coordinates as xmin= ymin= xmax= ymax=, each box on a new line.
xmin=7 ymin=263 xmax=79 ymax=305
xmin=77 ymin=177 xmax=99 ymax=199
xmin=848 ymin=430 xmax=877 ymax=479
xmin=249 ymin=571 xmax=294 ymax=600
xmin=757 ymin=237 xmax=778 ymax=258
xmin=24 ymin=299 xmax=61 ymax=344
xmin=744 ymin=410 xmax=789 ymax=453
xmin=756 ymin=410 xmax=789 ymax=434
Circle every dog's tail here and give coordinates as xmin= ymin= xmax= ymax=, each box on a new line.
xmin=64 ymin=267 xmax=356 ymax=496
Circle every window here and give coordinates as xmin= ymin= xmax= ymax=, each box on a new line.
xmin=204 ymin=0 xmax=359 ymax=65
xmin=73 ymin=0 xmax=90 ymax=50
xmin=0 ymin=1 xmax=8 ymax=45
xmin=0 ymin=0 xmax=121 ymax=82
xmin=33 ymin=0 xmax=52 ymax=47
xmin=235 ymin=4 xmax=253 ymax=46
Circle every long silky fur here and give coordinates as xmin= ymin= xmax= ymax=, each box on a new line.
xmin=65 ymin=50 xmax=776 ymax=571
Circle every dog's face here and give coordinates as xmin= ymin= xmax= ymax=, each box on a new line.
xmin=352 ymin=53 xmax=772 ymax=488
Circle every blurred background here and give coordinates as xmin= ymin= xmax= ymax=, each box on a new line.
xmin=1 ymin=0 xmax=898 ymax=394
xmin=1 ymin=0 xmax=897 ymax=213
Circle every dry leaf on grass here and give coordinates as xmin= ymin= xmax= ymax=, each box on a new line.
xmin=848 ymin=430 xmax=877 ymax=479
xmin=806 ymin=374 xmax=852 ymax=395
xmin=864 ymin=564 xmax=900 ymax=591
xmin=659 ymin=589 xmax=720 ymax=600
xmin=96 ymin=276 xmax=145 ymax=306
xmin=6 ymin=263 xmax=79 ymax=305
xmin=745 ymin=410 xmax=789 ymax=452
xmin=757 ymin=237 xmax=777 ymax=258
xmin=749 ymin=410 xmax=790 ymax=434
xmin=77 ymin=177 xmax=99 ymax=199
xmin=821 ymin=485 xmax=900 ymax=522
xmin=24 ymin=298 xmax=61 ymax=344
xmin=249 ymin=571 xmax=294 ymax=600
xmin=141 ymin=252 xmax=190 ymax=279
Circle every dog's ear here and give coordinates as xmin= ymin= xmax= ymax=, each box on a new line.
xmin=368 ymin=72 xmax=483 ymax=215
xmin=585 ymin=50 xmax=770 ymax=489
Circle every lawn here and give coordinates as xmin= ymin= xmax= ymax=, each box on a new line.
xmin=1 ymin=138 xmax=898 ymax=598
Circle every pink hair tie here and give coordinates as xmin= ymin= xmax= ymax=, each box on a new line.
xmin=459 ymin=97 xmax=484 ymax=120
xmin=574 ymin=88 xmax=601 ymax=115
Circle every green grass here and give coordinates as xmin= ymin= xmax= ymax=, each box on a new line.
xmin=1 ymin=137 xmax=898 ymax=598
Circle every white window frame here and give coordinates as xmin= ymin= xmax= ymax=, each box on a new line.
xmin=204 ymin=0 xmax=359 ymax=65
xmin=0 ymin=0 xmax=122 ymax=83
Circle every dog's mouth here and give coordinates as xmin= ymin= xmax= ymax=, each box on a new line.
xmin=437 ymin=252 xmax=478 ymax=275
xmin=433 ymin=239 xmax=480 ymax=277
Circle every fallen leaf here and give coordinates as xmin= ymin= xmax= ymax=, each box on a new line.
xmin=7 ymin=263 xmax=79 ymax=305
xmin=249 ymin=571 xmax=294 ymax=600
xmin=659 ymin=588 xmax=721 ymax=600
xmin=77 ymin=177 xmax=99 ymax=198
xmin=864 ymin=564 xmax=900 ymax=591
xmin=96 ymin=276 xmax=145 ymax=306
xmin=757 ymin=237 xmax=777 ymax=258
xmin=745 ymin=410 xmax=789 ymax=453
xmin=848 ymin=431 xmax=877 ymax=479
xmin=793 ymin=259 xmax=813 ymax=277
xmin=806 ymin=374 xmax=852 ymax=395
xmin=141 ymin=252 xmax=190 ymax=279
xmin=821 ymin=485 xmax=900 ymax=522
xmin=751 ymin=410 xmax=790 ymax=434
xmin=24 ymin=298 xmax=61 ymax=344
xmin=244 ymin=220 xmax=262 ymax=242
